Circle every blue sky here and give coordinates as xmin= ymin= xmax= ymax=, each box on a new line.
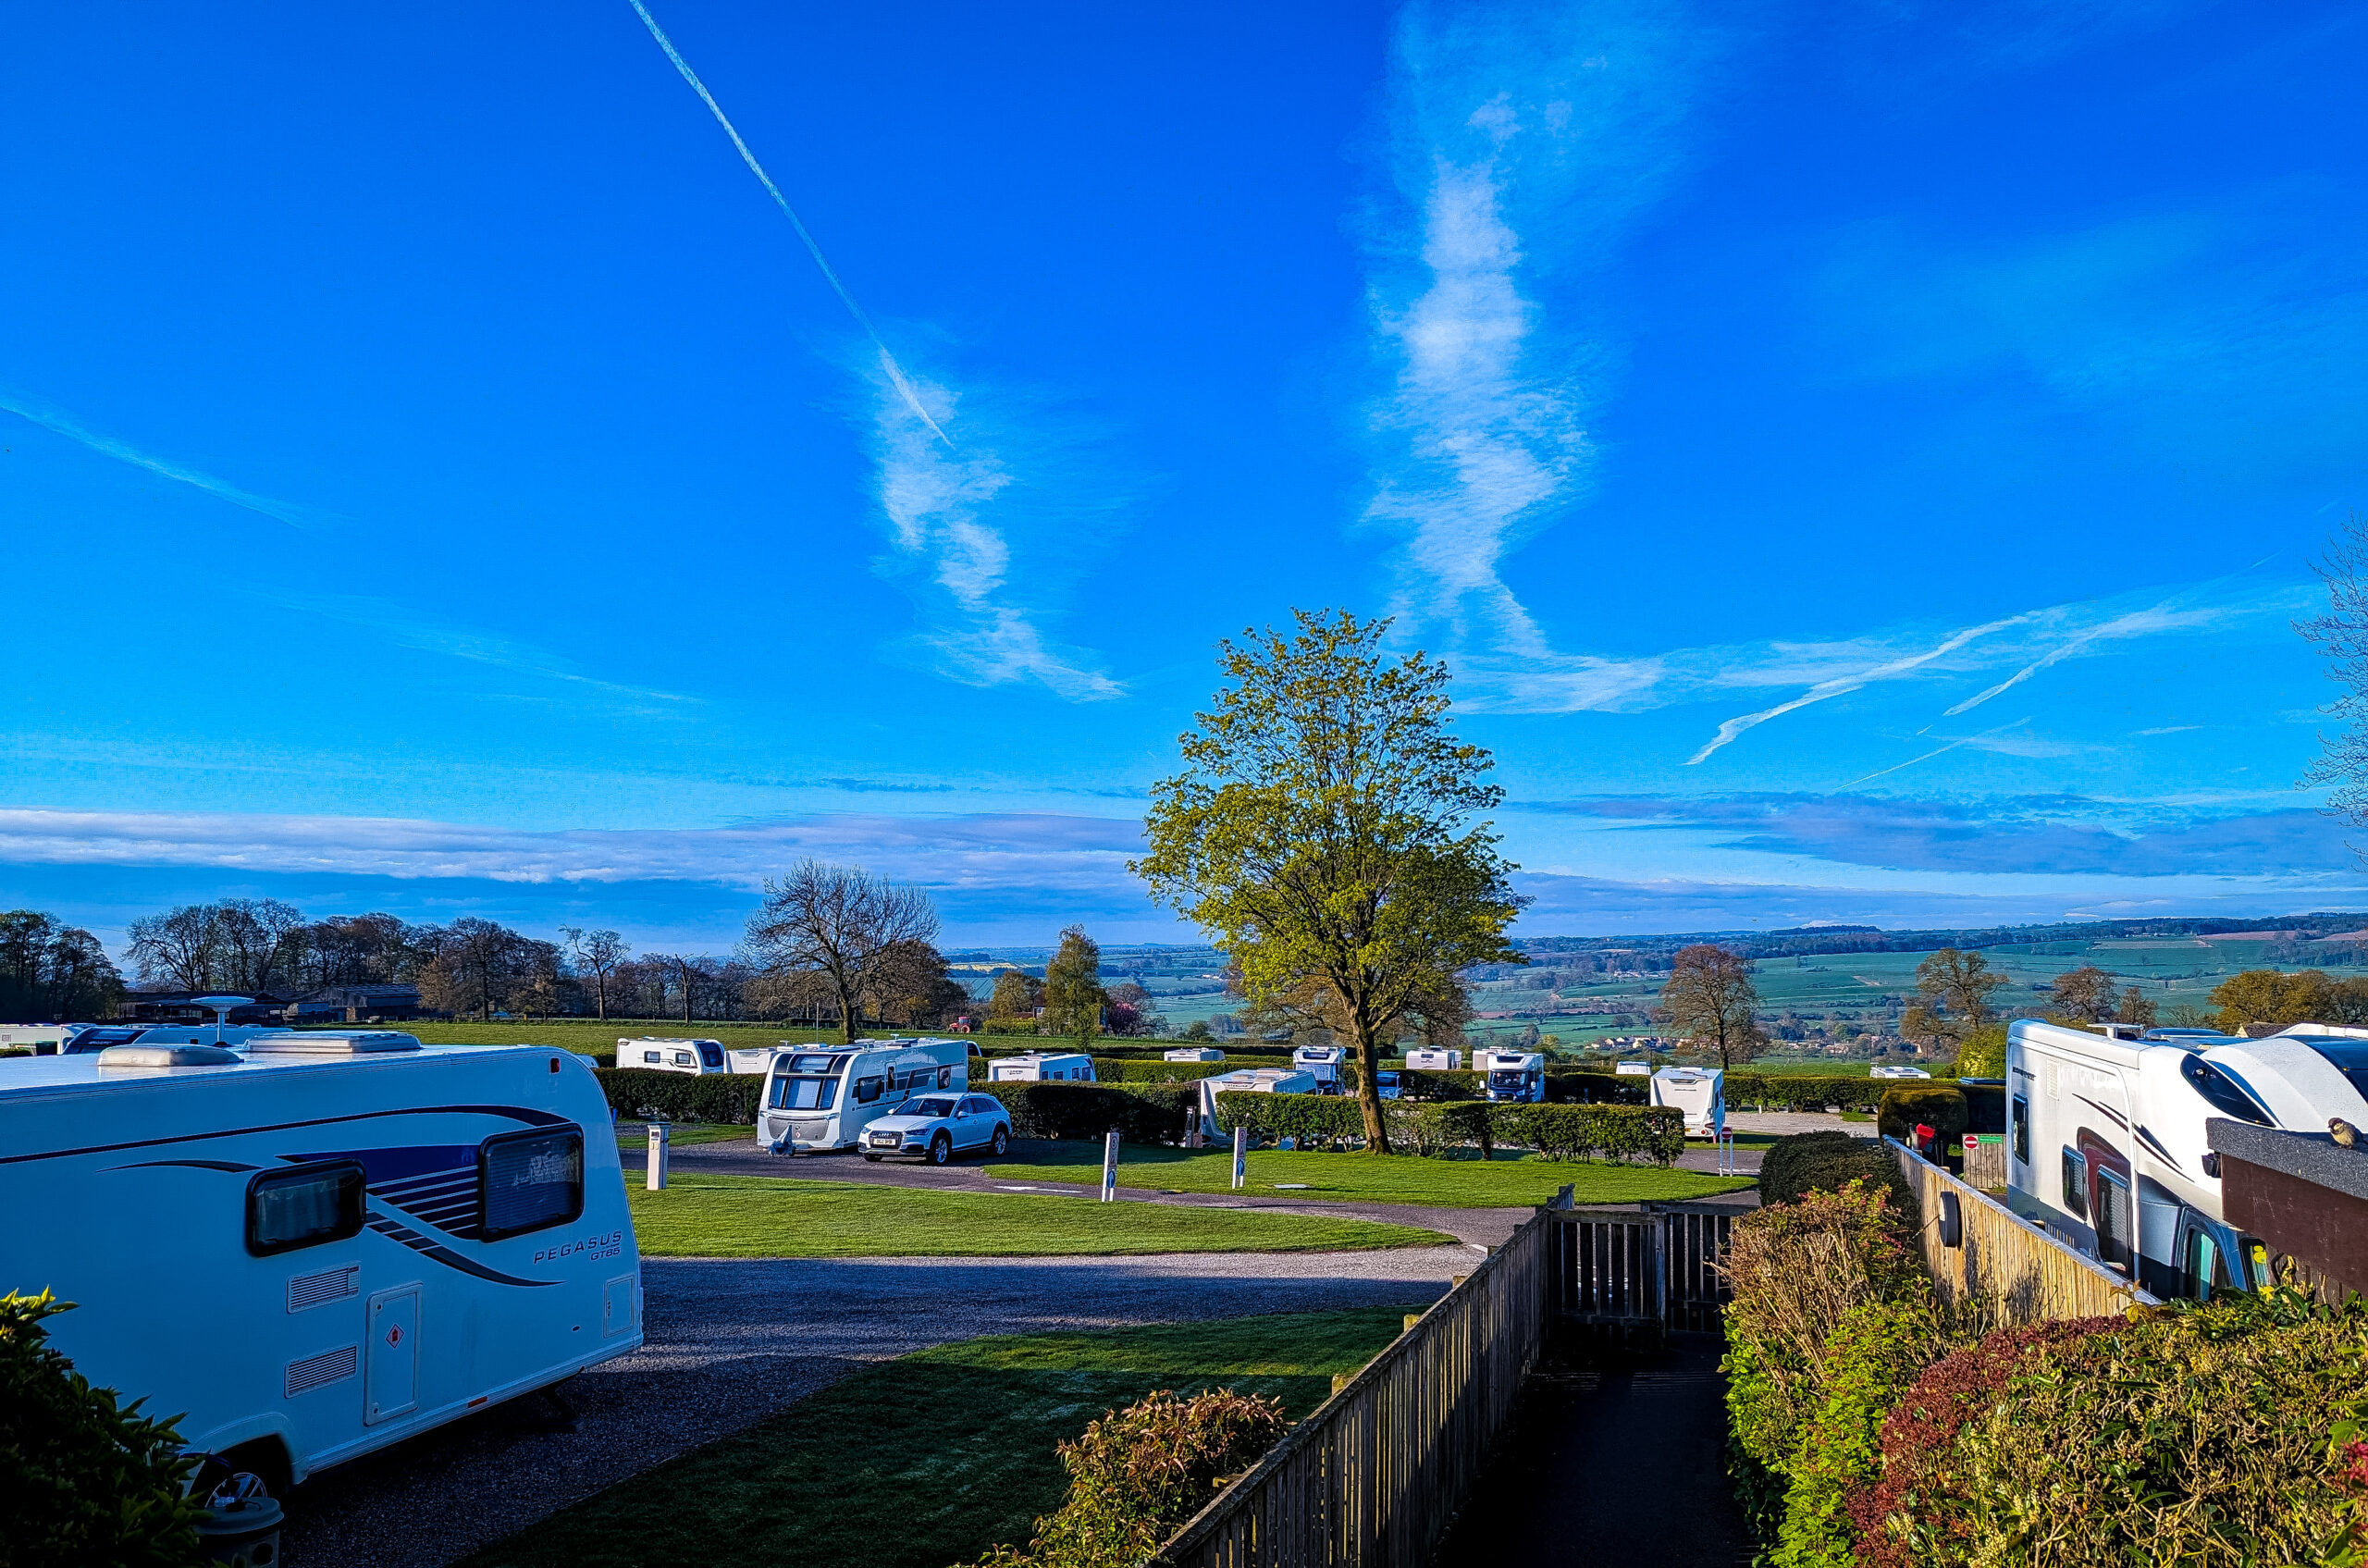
xmin=5 ymin=0 xmax=2367 ymax=957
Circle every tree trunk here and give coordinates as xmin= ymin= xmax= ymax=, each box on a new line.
xmin=595 ymin=973 xmax=607 ymax=1021
xmin=1351 ymin=1021 xmax=1391 ymax=1154
xmin=834 ymin=970 xmax=858 ymax=1045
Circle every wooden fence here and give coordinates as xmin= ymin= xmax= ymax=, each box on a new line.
xmin=1545 ymin=1202 xmax=1737 ymax=1334
xmin=1151 ymin=1207 xmax=1549 ymax=1568
xmin=1886 ymin=1138 xmax=2155 ymax=1325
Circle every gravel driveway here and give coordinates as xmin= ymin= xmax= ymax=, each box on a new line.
xmin=281 ymin=1244 xmax=1471 ymax=1568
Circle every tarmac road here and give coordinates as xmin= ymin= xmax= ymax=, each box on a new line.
xmin=280 ymin=1243 xmax=1470 ymax=1568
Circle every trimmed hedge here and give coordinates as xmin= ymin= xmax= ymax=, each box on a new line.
xmin=1208 ymin=1094 xmax=1684 ymax=1165
xmin=1758 ymin=1130 xmax=1917 ymax=1223
xmin=974 ymin=1080 xmax=1197 ymax=1145
xmin=595 ymin=1068 xmax=765 ymax=1124
xmin=1547 ymin=1070 xmax=1652 ymax=1105
xmin=1495 ymin=1104 xmax=1685 ymax=1165
xmin=1875 ymin=1085 xmax=1967 ymax=1150
xmin=1211 ymin=1092 xmax=1367 ymax=1147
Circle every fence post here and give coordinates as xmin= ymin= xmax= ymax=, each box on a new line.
xmin=645 ymin=1122 xmax=669 ymax=1191
xmin=1102 ymin=1129 xmax=1121 ymax=1202
xmin=1232 ymin=1124 xmax=1248 ymax=1190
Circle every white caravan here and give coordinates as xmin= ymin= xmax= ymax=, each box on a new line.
xmin=1404 ymin=1048 xmax=1463 ymax=1071
xmin=724 ymin=1046 xmax=785 ymax=1075
xmin=1197 ymin=1068 xmax=1318 ymax=1140
xmin=1614 ymin=1061 xmax=1654 ymax=1077
xmin=1164 ymin=1046 xmax=1226 ymax=1063
xmin=758 ymin=1039 xmax=972 ymax=1153
xmin=2004 ymin=1019 xmax=2368 ymax=1300
xmin=1477 ymin=1050 xmax=1546 ymax=1104
xmin=0 ymin=1033 xmax=639 ymax=1494
xmin=1292 ymin=1045 xmax=1347 ymax=1093
xmin=1650 ymin=1067 xmax=1725 ymax=1136
xmin=0 ymin=1023 xmax=90 ymax=1054
xmin=617 ymin=1037 xmax=729 ymax=1075
xmin=987 ymin=1050 xmax=1097 ymax=1083
xmin=1869 ymin=1065 xmax=1932 ymax=1080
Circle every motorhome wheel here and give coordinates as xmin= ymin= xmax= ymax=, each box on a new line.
xmin=930 ymin=1132 xmax=952 ymax=1165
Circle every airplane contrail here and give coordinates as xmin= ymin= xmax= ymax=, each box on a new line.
xmin=624 ymin=0 xmax=949 ymax=444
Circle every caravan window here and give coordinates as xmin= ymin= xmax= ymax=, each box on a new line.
xmin=854 ymin=1075 xmax=884 ymax=1104
xmin=246 ymin=1160 xmax=365 ymax=1257
xmin=2010 ymin=1096 xmax=2029 ymax=1164
xmin=479 ymin=1128 xmax=585 ymax=1241
xmin=672 ymin=1051 xmax=695 ymax=1068
xmin=787 ymin=1054 xmax=840 ymax=1075
xmin=698 ymin=1043 xmax=724 ymax=1069
xmin=771 ymin=1075 xmax=837 ymax=1111
xmin=2060 ymin=1149 xmax=2088 ymax=1217
xmin=642 ymin=1050 xmax=661 ymax=1064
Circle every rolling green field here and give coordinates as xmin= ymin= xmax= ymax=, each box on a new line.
xmin=625 ymin=1175 xmax=1450 ymax=1256
xmin=983 ymin=1145 xmax=1749 ymax=1207
xmin=459 ymin=1309 xmax=1415 ymax=1568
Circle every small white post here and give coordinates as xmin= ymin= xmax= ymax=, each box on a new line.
xmin=1231 ymin=1124 xmax=1248 ymax=1191
xmin=646 ymin=1122 xmax=670 ymax=1191
xmin=1101 ymin=1130 xmax=1120 ymax=1202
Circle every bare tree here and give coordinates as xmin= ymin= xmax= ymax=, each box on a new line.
xmin=560 ymin=927 xmax=630 ymax=1020
xmin=422 ymin=918 xmax=541 ymax=1020
xmin=743 ymin=860 xmax=941 ymax=1044
xmin=1659 ymin=945 xmax=1763 ymax=1069
xmin=215 ymin=898 xmax=306 ymax=993
xmin=127 ymin=905 xmax=222 ymax=991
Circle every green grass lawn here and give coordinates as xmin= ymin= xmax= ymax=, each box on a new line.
xmin=459 ymin=1308 xmax=1413 ymax=1568
xmin=626 ymin=1175 xmax=1450 ymax=1256
xmin=982 ymin=1145 xmax=1750 ymax=1207
xmin=614 ymin=1120 xmax=754 ymax=1153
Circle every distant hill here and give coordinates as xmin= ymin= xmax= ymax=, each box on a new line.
xmin=1511 ymin=912 xmax=2368 ymax=968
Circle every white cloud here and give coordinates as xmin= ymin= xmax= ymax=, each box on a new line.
xmin=0 ymin=390 xmax=339 ymax=529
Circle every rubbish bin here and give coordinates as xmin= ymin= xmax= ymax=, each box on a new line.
xmin=196 ymin=1474 xmax=284 ymax=1566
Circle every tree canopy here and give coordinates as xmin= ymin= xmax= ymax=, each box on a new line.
xmin=1133 ymin=610 xmax=1524 ymax=1152
xmin=1659 ymin=945 xmax=1762 ymax=1069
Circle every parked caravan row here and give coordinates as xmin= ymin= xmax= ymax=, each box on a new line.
xmin=619 ymin=1035 xmax=981 ymax=1079
xmin=988 ymin=1050 xmax=1096 ymax=1082
xmin=0 ymin=1032 xmax=639 ymax=1497
xmin=2004 ymin=1019 xmax=2368 ymax=1299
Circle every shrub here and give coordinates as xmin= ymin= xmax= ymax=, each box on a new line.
xmin=1383 ymin=1100 xmax=1497 ymax=1158
xmin=593 ymin=1068 xmax=764 ymax=1125
xmin=1951 ymin=1024 xmax=2006 ymax=1079
xmin=1097 ymin=1059 xmax=1244 ymax=1083
xmin=1861 ymin=1290 xmax=2368 ymax=1567
xmin=1768 ymin=1297 xmax=1947 ymax=1568
xmin=1723 ymin=1073 xmax=1891 ymax=1114
xmin=1758 ymin=1130 xmax=1915 ymax=1218
xmin=0 ymin=1291 xmax=208 ymax=1566
xmin=1875 ymin=1085 xmax=1967 ymax=1149
xmin=971 ymin=1388 xmax=1289 ymax=1568
xmin=974 ymin=1081 xmax=1197 ymax=1146
xmin=1544 ymin=1070 xmax=1649 ymax=1105
xmin=1493 ymin=1104 xmax=1684 ymax=1166
xmin=1210 ymin=1092 xmax=1366 ymax=1147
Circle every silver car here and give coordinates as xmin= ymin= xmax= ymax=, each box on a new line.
xmin=861 ymin=1093 xmax=1013 ymax=1165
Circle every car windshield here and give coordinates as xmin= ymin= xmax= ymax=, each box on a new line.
xmin=905 ymin=1097 xmax=957 ymax=1119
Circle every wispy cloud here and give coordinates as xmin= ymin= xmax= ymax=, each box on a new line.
xmin=1844 ymin=718 xmax=2032 ymax=785
xmin=0 ymin=390 xmax=337 ymax=529
xmin=1942 ymin=595 xmax=2221 ymax=716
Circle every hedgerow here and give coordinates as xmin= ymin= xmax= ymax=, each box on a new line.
xmin=968 ymin=1388 xmax=1288 ymax=1568
xmin=1209 ymin=1093 xmax=1366 ymax=1147
xmin=1768 ymin=1297 xmax=1946 ymax=1568
xmin=593 ymin=1068 xmax=764 ymax=1124
xmin=1757 ymin=1130 xmax=1916 ymax=1219
xmin=1492 ymin=1104 xmax=1684 ymax=1165
xmin=1874 ymin=1085 xmax=1967 ymax=1150
xmin=976 ymin=1081 xmax=1197 ymax=1145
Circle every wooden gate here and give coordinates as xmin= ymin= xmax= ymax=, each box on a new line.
xmin=1546 ymin=1203 xmax=1737 ymax=1335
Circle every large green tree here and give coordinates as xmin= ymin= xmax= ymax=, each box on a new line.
xmin=1901 ymin=946 xmax=2007 ymax=1056
xmin=1133 ymin=610 xmax=1526 ymax=1153
xmin=1659 ymin=945 xmax=1763 ymax=1069
xmin=1042 ymin=925 xmax=1107 ymax=1044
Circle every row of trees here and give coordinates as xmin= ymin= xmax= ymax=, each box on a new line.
xmin=0 ymin=911 xmax=123 ymax=1020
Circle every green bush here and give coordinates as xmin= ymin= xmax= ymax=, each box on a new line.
xmin=970 ymin=1387 xmax=1289 ymax=1568
xmin=594 ymin=1068 xmax=764 ymax=1125
xmin=1768 ymin=1297 xmax=1947 ymax=1568
xmin=1724 ymin=1073 xmax=1891 ymax=1114
xmin=1951 ymin=1025 xmax=2006 ymax=1079
xmin=1875 ymin=1085 xmax=1967 ymax=1149
xmin=1384 ymin=1101 xmax=1498 ymax=1158
xmin=0 ymin=1291 xmax=208 ymax=1566
xmin=1545 ymin=1070 xmax=1650 ymax=1105
xmin=1493 ymin=1104 xmax=1684 ymax=1165
xmin=1758 ymin=1131 xmax=1916 ymax=1219
xmin=1210 ymin=1093 xmax=1367 ymax=1147
xmin=1096 ymin=1058 xmax=1245 ymax=1083
xmin=1858 ymin=1290 xmax=2368 ymax=1567
xmin=974 ymin=1081 xmax=1197 ymax=1145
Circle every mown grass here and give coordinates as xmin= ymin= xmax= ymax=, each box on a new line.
xmin=614 ymin=1120 xmax=753 ymax=1153
xmin=983 ymin=1145 xmax=1750 ymax=1207
xmin=626 ymin=1175 xmax=1450 ymax=1256
xmin=459 ymin=1308 xmax=1415 ymax=1568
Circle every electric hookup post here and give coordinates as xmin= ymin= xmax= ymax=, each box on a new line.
xmin=647 ymin=1122 xmax=670 ymax=1191
xmin=1101 ymin=1130 xmax=1120 ymax=1202
xmin=1231 ymin=1125 xmax=1248 ymax=1191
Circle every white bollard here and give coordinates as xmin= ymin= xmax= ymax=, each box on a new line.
xmin=1231 ymin=1124 xmax=1248 ymax=1191
xmin=1102 ymin=1130 xmax=1120 ymax=1202
xmin=646 ymin=1122 xmax=670 ymax=1191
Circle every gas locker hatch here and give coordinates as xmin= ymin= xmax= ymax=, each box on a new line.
xmin=365 ymin=1285 xmax=421 ymax=1424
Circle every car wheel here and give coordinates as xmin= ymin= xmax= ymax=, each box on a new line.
xmin=864 ymin=1154 xmax=882 ymax=1163
xmin=929 ymin=1133 xmax=952 ymax=1166
xmin=989 ymin=1125 xmax=1009 ymax=1157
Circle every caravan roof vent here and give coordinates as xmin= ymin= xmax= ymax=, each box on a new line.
xmin=97 ymin=1043 xmax=242 ymax=1068
xmin=248 ymin=1032 xmax=423 ymax=1056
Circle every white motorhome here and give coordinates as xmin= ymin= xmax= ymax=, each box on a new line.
xmin=1196 ymin=1068 xmax=1318 ymax=1140
xmin=617 ymin=1037 xmax=729 ymax=1075
xmin=1164 ymin=1046 xmax=1226 ymax=1063
xmin=987 ymin=1050 xmax=1096 ymax=1084
xmin=0 ymin=1023 xmax=87 ymax=1055
xmin=2005 ymin=1019 xmax=2368 ymax=1300
xmin=1404 ymin=1048 xmax=1463 ymax=1071
xmin=1650 ymin=1066 xmax=1725 ymax=1136
xmin=758 ymin=1039 xmax=973 ymax=1153
xmin=0 ymin=1033 xmax=639 ymax=1495
xmin=1292 ymin=1045 xmax=1347 ymax=1093
xmin=1869 ymin=1065 xmax=1932 ymax=1080
xmin=1477 ymin=1050 xmax=1546 ymax=1104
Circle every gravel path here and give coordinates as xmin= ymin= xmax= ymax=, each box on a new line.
xmin=280 ymin=1245 xmax=1470 ymax=1568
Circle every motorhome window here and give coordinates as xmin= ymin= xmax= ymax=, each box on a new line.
xmin=854 ymin=1076 xmax=884 ymax=1104
xmin=907 ymin=1097 xmax=957 ymax=1118
xmin=2293 ymin=1037 xmax=2368 ymax=1097
xmin=479 ymin=1128 xmax=585 ymax=1241
xmin=699 ymin=1043 xmax=724 ymax=1069
xmin=2095 ymin=1169 xmax=2133 ymax=1270
xmin=2184 ymin=1229 xmax=2220 ymax=1301
xmin=771 ymin=1076 xmax=838 ymax=1111
xmin=2060 ymin=1149 xmax=2088 ymax=1217
xmin=245 ymin=1160 xmax=365 ymax=1257
xmin=2180 ymin=1056 xmax=2274 ymax=1126
xmin=2011 ymin=1096 xmax=2029 ymax=1164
